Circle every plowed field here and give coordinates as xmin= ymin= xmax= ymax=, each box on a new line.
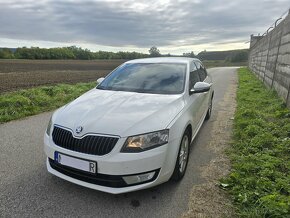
xmin=0 ymin=59 xmax=125 ymax=93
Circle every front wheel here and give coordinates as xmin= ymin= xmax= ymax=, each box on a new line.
xmin=171 ymin=130 xmax=190 ymax=181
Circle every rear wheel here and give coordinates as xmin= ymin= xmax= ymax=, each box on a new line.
xmin=205 ymin=96 xmax=213 ymax=120
xmin=171 ymin=130 xmax=190 ymax=181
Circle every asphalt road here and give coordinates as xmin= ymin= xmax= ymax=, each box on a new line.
xmin=0 ymin=67 xmax=238 ymax=218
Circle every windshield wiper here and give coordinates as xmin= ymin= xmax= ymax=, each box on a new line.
xmin=96 ymin=86 xmax=107 ymax=90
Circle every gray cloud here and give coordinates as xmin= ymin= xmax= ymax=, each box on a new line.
xmin=0 ymin=0 xmax=289 ymax=49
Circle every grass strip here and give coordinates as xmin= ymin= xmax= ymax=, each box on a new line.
xmin=0 ymin=82 xmax=95 ymax=123
xmin=221 ymin=68 xmax=290 ymax=217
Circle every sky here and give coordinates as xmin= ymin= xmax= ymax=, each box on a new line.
xmin=0 ymin=0 xmax=289 ymax=55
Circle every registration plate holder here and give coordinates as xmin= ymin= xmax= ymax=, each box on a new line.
xmin=54 ymin=152 xmax=97 ymax=174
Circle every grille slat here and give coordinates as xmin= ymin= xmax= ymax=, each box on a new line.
xmin=52 ymin=127 xmax=118 ymax=156
xmin=90 ymin=137 xmax=97 ymax=154
xmin=65 ymin=132 xmax=70 ymax=148
xmin=82 ymin=137 xmax=89 ymax=153
xmin=93 ymin=136 xmax=101 ymax=155
xmin=63 ymin=131 xmax=69 ymax=149
xmin=98 ymin=137 xmax=105 ymax=155
xmin=77 ymin=137 xmax=83 ymax=153
xmin=68 ymin=131 xmax=73 ymax=150
xmin=55 ymin=127 xmax=61 ymax=145
xmin=104 ymin=138 xmax=110 ymax=154
xmin=104 ymin=138 xmax=109 ymax=154
xmin=88 ymin=137 xmax=94 ymax=153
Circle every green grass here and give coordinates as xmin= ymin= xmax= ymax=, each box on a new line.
xmin=221 ymin=68 xmax=290 ymax=217
xmin=0 ymin=82 xmax=96 ymax=123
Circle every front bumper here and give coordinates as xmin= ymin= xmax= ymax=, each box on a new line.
xmin=48 ymin=157 xmax=160 ymax=187
xmin=44 ymin=133 xmax=178 ymax=194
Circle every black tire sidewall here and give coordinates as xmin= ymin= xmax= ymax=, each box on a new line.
xmin=171 ymin=130 xmax=190 ymax=181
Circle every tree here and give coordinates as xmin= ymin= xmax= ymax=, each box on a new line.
xmin=149 ymin=46 xmax=161 ymax=57
xmin=183 ymin=51 xmax=196 ymax=58
xmin=0 ymin=48 xmax=15 ymax=59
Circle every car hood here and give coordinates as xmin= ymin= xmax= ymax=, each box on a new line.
xmin=54 ymin=89 xmax=185 ymax=137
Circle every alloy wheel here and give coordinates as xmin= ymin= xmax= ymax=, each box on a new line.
xmin=179 ymin=135 xmax=189 ymax=173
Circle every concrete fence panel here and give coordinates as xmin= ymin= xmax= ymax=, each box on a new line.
xmin=248 ymin=10 xmax=290 ymax=107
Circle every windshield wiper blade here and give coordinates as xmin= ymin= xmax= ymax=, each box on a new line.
xmin=96 ymin=86 xmax=106 ymax=90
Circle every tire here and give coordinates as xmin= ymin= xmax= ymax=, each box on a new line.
xmin=205 ymin=96 xmax=213 ymax=120
xmin=171 ymin=130 xmax=190 ymax=181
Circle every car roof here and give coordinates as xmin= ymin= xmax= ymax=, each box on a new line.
xmin=125 ymin=57 xmax=200 ymax=64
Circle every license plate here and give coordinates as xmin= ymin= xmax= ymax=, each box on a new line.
xmin=54 ymin=152 xmax=97 ymax=173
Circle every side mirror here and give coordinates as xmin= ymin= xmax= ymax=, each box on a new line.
xmin=190 ymin=82 xmax=211 ymax=94
xmin=97 ymin=77 xmax=105 ymax=86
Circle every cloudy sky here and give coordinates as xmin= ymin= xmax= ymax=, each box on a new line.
xmin=0 ymin=0 xmax=289 ymax=54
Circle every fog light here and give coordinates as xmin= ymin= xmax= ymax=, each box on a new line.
xmin=123 ymin=171 xmax=156 ymax=185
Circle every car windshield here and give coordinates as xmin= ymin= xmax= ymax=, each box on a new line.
xmin=97 ymin=63 xmax=187 ymax=94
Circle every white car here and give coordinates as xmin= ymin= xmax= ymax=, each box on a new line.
xmin=44 ymin=57 xmax=214 ymax=194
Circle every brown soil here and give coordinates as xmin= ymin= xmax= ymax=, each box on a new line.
xmin=0 ymin=59 xmax=126 ymax=93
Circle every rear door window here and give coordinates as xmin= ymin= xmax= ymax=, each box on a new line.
xmin=195 ymin=62 xmax=207 ymax=81
xmin=189 ymin=62 xmax=200 ymax=91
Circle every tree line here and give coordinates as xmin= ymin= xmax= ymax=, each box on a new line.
xmin=0 ymin=46 xmax=153 ymax=60
xmin=0 ymin=46 xmax=248 ymax=62
xmin=0 ymin=46 xmax=190 ymax=60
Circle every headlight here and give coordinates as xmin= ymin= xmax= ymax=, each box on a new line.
xmin=121 ymin=130 xmax=169 ymax=152
xmin=46 ymin=117 xmax=52 ymax=136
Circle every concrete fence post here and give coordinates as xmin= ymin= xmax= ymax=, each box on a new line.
xmin=261 ymin=47 xmax=264 ymax=79
xmin=271 ymin=22 xmax=285 ymax=88
xmin=264 ymin=33 xmax=273 ymax=83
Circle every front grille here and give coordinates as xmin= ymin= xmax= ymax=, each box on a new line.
xmin=52 ymin=126 xmax=119 ymax=156
xmin=49 ymin=158 xmax=160 ymax=188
